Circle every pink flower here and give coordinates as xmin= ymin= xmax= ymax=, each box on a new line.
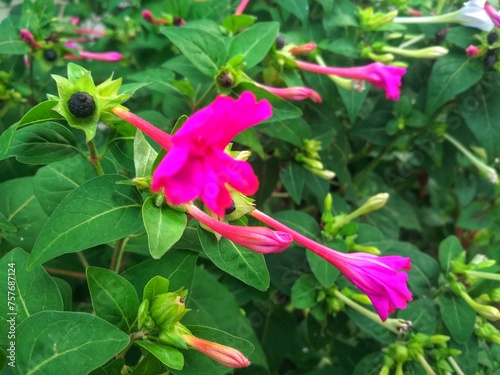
xmin=64 ymin=50 xmax=123 ymax=62
xmin=485 ymin=3 xmax=500 ymax=27
xmin=185 ymin=203 xmax=292 ymax=253
xmin=251 ymin=209 xmax=412 ymax=321
xmin=74 ymin=28 xmax=107 ymax=36
xmin=183 ymin=334 xmax=250 ymax=368
xmin=235 ymin=0 xmax=250 ymax=15
xmin=465 ymin=44 xmax=481 ymax=57
xmin=71 ymin=17 xmax=80 ymax=26
xmin=112 ymin=91 xmax=272 ymax=216
xmin=20 ymin=29 xmax=42 ymax=48
xmin=142 ymin=9 xmax=168 ymax=24
xmin=295 ymin=60 xmax=406 ymax=101
xmin=289 ymin=43 xmax=317 ymax=55
xmin=254 ymin=83 xmax=322 ymax=103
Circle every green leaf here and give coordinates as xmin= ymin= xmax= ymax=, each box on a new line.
xmin=15 ymin=311 xmax=129 ymax=375
xmin=397 ymin=299 xmax=438 ymax=335
xmin=228 ymin=22 xmax=279 ymax=69
xmin=353 ymin=352 xmax=385 ymax=375
xmin=142 ymin=198 xmax=187 ymax=259
xmin=122 ymin=249 xmax=198 ymax=300
xmin=198 ymin=228 xmax=270 ymax=291
xmin=29 ymin=174 xmax=143 ymax=268
xmin=0 ymin=124 xmax=18 ymax=158
xmin=452 ymin=336 xmax=479 ymax=375
xmin=280 ymin=162 xmax=305 ymax=204
xmin=176 ymin=326 xmax=254 ymax=375
xmin=233 ymin=127 xmax=264 ymax=158
xmin=8 ymin=122 xmax=81 ymax=164
xmin=460 ymin=84 xmax=500 ymax=161
xmin=161 ymin=27 xmax=226 ymax=76
xmin=438 ymin=235 xmax=463 ymax=275
xmin=0 ymin=211 xmax=16 ymax=232
xmin=0 ymin=39 xmax=29 ymax=55
xmin=257 ymin=118 xmax=311 ymax=146
xmin=134 ymin=131 xmax=158 ymax=177
xmin=135 ymin=341 xmax=184 ymax=371
xmin=346 ymin=306 xmax=396 ymax=344
xmin=0 ymin=177 xmax=49 ymax=250
xmin=20 ymin=0 xmax=55 ymax=30
xmin=143 ymin=276 xmax=170 ymax=304
xmin=33 ymin=155 xmax=96 ymax=216
xmin=222 ymin=14 xmax=256 ymax=34
xmin=273 ymin=211 xmax=320 ymax=239
xmin=426 ymin=54 xmax=483 ymax=115
xmin=130 ymin=354 xmax=162 ymax=375
xmin=53 ymin=277 xmax=73 ymax=311
xmin=291 ymin=274 xmax=318 ymax=308
xmin=337 ymin=85 xmax=370 ymax=123
xmin=306 ymin=250 xmax=340 ymax=289
xmin=18 ymin=100 xmax=63 ymax=128
xmin=273 ymin=0 xmax=309 ymax=21
xmin=439 ymin=292 xmax=475 ymax=343
xmin=87 ymin=267 xmax=139 ymax=332
xmin=0 ymin=248 xmax=63 ymax=341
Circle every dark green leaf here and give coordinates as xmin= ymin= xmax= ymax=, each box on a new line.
xmin=438 ymin=235 xmax=463 ymax=275
xmin=337 ymin=85 xmax=369 ymax=122
xmin=15 ymin=311 xmax=129 ymax=375
xmin=18 ymin=100 xmax=63 ymax=128
xmin=274 ymin=0 xmax=309 ymax=21
xmin=280 ymin=162 xmax=305 ymax=204
xmin=233 ymin=127 xmax=264 ymax=158
xmin=142 ymin=198 xmax=187 ymax=259
xmin=291 ymin=274 xmax=318 ymax=308
xmin=452 ymin=336 xmax=478 ymax=375
xmin=29 ymin=174 xmax=143 ymax=268
xmin=198 ymin=228 xmax=270 ymax=291
xmin=257 ymin=118 xmax=311 ymax=146
xmin=306 ymin=250 xmax=340 ymax=288
xmin=439 ymin=292 xmax=475 ymax=343
xmin=87 ymin=267 xmax=139 ymax=332
xmin=397 ymin=299 xmax=438 ymax=335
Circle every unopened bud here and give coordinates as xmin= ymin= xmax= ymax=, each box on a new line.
xmin=393 ymin=344 xmax=408 ymax=363
xmin=430 ymin=335 xmax=450 ymax=344
xmin=489 ymin=288 xmax=500 ymax=302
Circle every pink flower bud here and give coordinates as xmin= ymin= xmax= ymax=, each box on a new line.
xmin=465 ymin=44 xmax=481 ymax=57
xmin=142 ymin=9 xmax=168 ymax=24
xmin=183 ymin=334 xmax=250 ymax=368
xmin=289 ymin=43 xmax=317 ymax=55
xmin=65 ymin=50 xmax=123 ymax=62
xmin=20 ymin=29 xmax=42 ymax=49
xmin=255 ymin=83 xmax=322 ymax=103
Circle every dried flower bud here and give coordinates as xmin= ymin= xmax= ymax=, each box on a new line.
xmin=217 ymin=71 xmax=234 ymax=88
xmin=487 ymin=32 xmax=499 ymax=45
xmin=275 ymin=35 xmax=285 ymax=50
xmin=67 ymin=92 xmax=96 ymax=118
xmin=225 ymin=200 xmax=236 ymax=215
xmin=435 ymin=28 xmax=448 ymax=44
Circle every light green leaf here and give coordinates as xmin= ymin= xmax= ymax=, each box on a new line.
xmin=0 ymin=248 xmax=63 ymax=341
xmin=143 ymin=276 xmax=170 ymax=304
xmin=134 ymin=131 xmax=158 ymax=177
xmin=15 ymin=311 xmax=129 ymax=375
xmin=135 ymin=341 xmax=184 ymax=371
xmin=198 ymin=228 xmax=270 ymax=291
xmin=29 ymin=174 xmax=143 ymax=268
xmin=142 ymin=198 xmax=187 ymax=259
xmin=439 ymin=292 xmax=475 ymax=343
xmin=222 ymin=14 xmax=256 ymax=34
xmin=438 ymin=235 xmax=463 ymax=275
xmin=87 ymin=267 xmax=139 ymax=332
xmin=306 ymin=250 xmax=340 ymax=288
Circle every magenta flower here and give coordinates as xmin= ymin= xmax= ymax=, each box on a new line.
xmin=185 ymin=203 xmax=292 ymax=253
xmin=64 ymin=50 xmax=123 ymax=62
xmin=112 ymin=91 xmax=272 ymax=216
xmin=295 ymin=60 xmax=406 ymax=101
xmin=235 ymin=0 xmax=250 ymax=15
xmin=485 ymin=3 xmax=500 ymax=27
xmin=251 ymin=209 xmax=412 ymax=321
xmin=254 ymin=82 xmax=322 ymax=103
xmin=20 ymin=29 xmax=42 ymax=49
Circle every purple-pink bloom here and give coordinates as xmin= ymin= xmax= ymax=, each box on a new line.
xmin=485 ymin=3 xmax=500 ymax=27
xmin=64 ymin=50 xmax=123 ymax=62
xmin=289 ymin=43 xmax=317 ymax=55
xmin=185 ymin=203 xmax=292 ymax=253
xmin=295 ymin=60 xmax=406 ymax=101
xmin=112 ymin=91 xmax=272 ymax=216
xmin=251 ymin=209 xmax=412 ymax=321
xmin=20 ymin=29 xmax=42 ymax=49
xmin=254 ymin=82 xmax=322 ymax=103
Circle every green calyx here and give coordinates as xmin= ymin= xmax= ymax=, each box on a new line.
xmin=50 ymin=63 xmax=130 ymax=141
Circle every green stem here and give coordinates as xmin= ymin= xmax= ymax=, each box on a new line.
xmin=332 ymin=289 xmax=400 ymax=334
xmin=398 ymin=34 xmax=426 ymax=49
xmin=110 ymin=237 xmax=129 ymax=273
xmin=353 ymin=142 xmax=394 ymax=186
xmin=416 ymin=353 xmax=437 ymax=375
xmin=77 ymin=251 xmax=90 ymax=269
xmin=87 ymin=140 xmax=104 ymax=176
xmin=465 ymin=270 xmax=500 ymax=281
xmin=193 ymin=83 xmax=215 ymax=111
xmin=116 ymin=330 xmax=147 ymax=359
xmin=44 ymin=267 xmax=87 ymax=279
xmin=394 ymin=9 xmax=461 ymax=24
xmin=447 ymin=357 xmax=466 ymax=375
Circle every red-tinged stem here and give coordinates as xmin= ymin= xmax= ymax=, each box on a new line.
xmin=112 ymin=107 xmax=173 ymax=150
xmin=251 ymin=209 xmax=340 ymax=265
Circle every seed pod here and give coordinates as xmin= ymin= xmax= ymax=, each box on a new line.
xmin=275 ymin=35 xmax=285 ymax=50
xmin=67 ymin=92 xmax=96 ymax=118
xmin=225 ymin=200 xmax=236 ymax=215
xmin=218 ymin=71 xmax=234 ymax=88
xmin=487 ymin=32 xmax=498 ymax=45
xmin=484 ymin=49 xmax=498 ymax=68
xmin=43 ymin=49 xmax=57 ymax=62
xmin=434 ymin=28 xmax=448 ymax=45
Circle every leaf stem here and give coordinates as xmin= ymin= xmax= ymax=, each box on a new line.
xmin=447 ymin=356 xmax=466 ymax=375
xmin=193 ymin=83 xmax=215 ymax=111
xmin=77 ymin=251 xmax=90 ymax=268
xmin=416 ymin=353 xmax=437 ymax=375
xmin=110 ymin=237 xmax=129 ymax=273
xmin=44 ymin=267 xmax=87 ymax=279
xmin=116 ymin=330 xmax=148 ymax=359
xmin=87 ymin=139 xmax=104 ymax=176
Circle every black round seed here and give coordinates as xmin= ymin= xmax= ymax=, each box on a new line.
xmin=67 ymin=92 xmax=96 ymax=118
xmin=487 ymin=32 xmax=498 ymax=45
xmin=218 ymin=71 xmax=234 ymax=88
xmin=43 ymin=49 xmax=57 ymax=62
xmin=225 ymin=201 xmax=236 ymax=216
xmin=484 ymin=49 xmax=498 ymax=67
xmin=275 ymin=35 xmax=285 ymax=50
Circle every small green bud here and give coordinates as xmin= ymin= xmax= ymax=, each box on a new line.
xmin=393 ymin=344 xmax=408 ymax=363
xmin=150 ymin=289 xmax=189 ymax=327
xmin=137 ymin=299 xmax=150 ymax=330
xmin=489 ymin=288 xmax=500 ymax=302
xmin=67 ymin=92 xmax=96 ymax=118
xmin=430 ymin=335 xmax=450 ymax=344
xmin=327 ymin=297 xmax=344 ymax=313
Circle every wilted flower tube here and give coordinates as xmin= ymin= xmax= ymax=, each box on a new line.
xmin=251 ymin=208 xmax=412 ymax=321
xmin=142 ymin=9 xmax=168 ymax=24
xmin=185 ymin=203 xmax=292 ymax=254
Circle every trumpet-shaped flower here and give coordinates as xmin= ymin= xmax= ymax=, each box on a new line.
xmin=183 ymin=334 xmax=250 ymax=368
xmin=295 ymin=60 xmax=406 ymax=101
xmin=112 ymin=91 xmax=272 ymax=216
xmin=185 ymin=203 xmax=292 ymax=253
xmin=251 ymin=209 xmax=412 ymax=321
xmin=254 ymin=82 xmax=322 ymax=103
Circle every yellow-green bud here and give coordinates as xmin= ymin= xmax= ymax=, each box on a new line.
xmin=489 ymin=288 xmax=500 ymax=302
xmin=429 ymin=335 xmax=450 ymax=344
xmin=393 ymin=345 xmax=408 ymax=363
xmin=137 ymin=299 xmax=150 ymax=330
xmin=150 ymin=290 xmax=189 ymax=327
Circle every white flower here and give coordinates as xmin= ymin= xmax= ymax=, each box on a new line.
xmin=457 ymin=0 xmax=494 ymax=31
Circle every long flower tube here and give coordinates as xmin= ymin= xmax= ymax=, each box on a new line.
xmin=235 ymin=0 xmax=250 ymax=15
xmin=112 ymin=91 xmax=272 ymax=217
xmin=184 ymin=203 xmax=292 ymax=254
xmin=20 ymin=29 xmax=42 ymax=48
xmin=142 ymin=9 xmax=168 ymax=25
xmin=64 ymin=50 xmax=123 ymax=62
xmin=251 ymin=209 xmax=412 ymax=321
xmin=254 ymin=82 xmax=322 ymax=103
xmin=295 ymin=59 xmax=406 ymax=101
